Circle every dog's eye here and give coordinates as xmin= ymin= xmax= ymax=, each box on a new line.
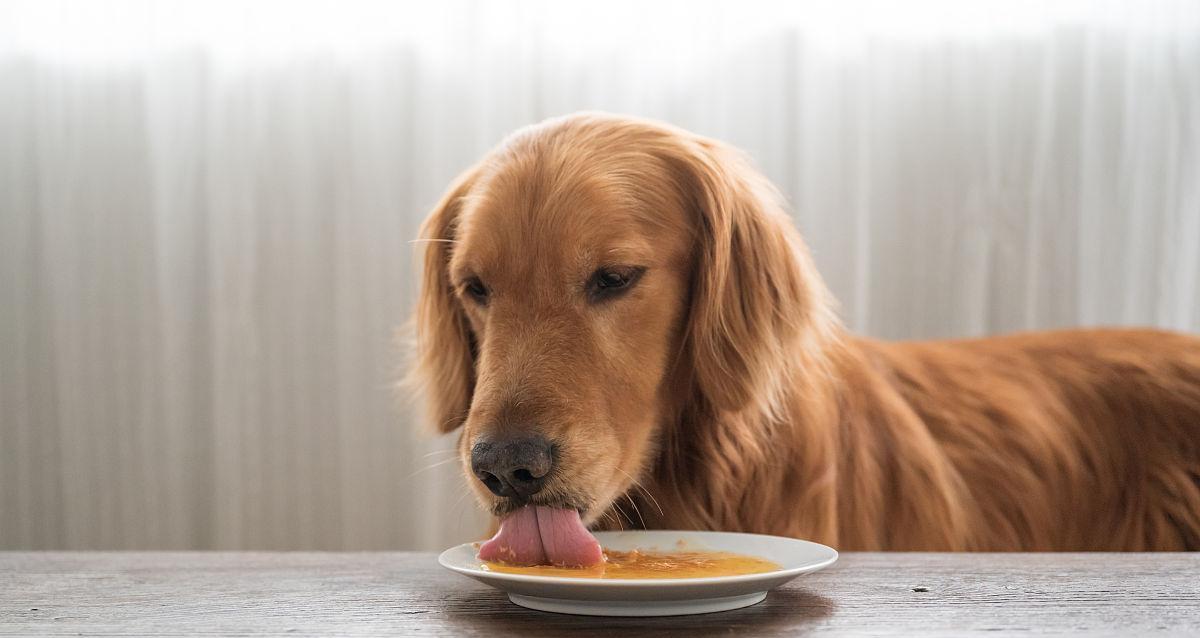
xmin=588 ymin=266 xmax=645 ymax=302
xmin=462 ymin=277 xmax=490 ymax=305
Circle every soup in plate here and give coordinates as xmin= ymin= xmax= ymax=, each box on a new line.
xmin=481 ymin=548 xmax=780 ymax=579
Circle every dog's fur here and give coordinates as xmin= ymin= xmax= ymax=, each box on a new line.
xmin=412 ymin=113 xmax=1200 ymax=551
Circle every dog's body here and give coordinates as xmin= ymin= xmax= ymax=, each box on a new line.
xmin=413 ymin=113 xmax=1200 ymax=552
xmin=624 ymin=329 xmax=1200 ymax=550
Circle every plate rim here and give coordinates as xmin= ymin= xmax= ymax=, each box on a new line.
xmin=437 ymin=529 xmax=839 ymax=587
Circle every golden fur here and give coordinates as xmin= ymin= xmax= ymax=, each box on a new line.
xmin=412 ymin=112 xmax=1200 ymax=551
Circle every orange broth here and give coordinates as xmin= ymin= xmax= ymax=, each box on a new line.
xmin=481 ymin=548 xmax=780 ymax=579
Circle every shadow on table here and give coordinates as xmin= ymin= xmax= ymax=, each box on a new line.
xmin=441 ymin=586 xmax=835 ymax=636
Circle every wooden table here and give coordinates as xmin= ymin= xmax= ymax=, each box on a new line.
xmin=1 ymin=552 xmax=1197 ymax=636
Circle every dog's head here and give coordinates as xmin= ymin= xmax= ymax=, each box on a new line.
xmin=413 ymin=113 xmax=832 ymax=526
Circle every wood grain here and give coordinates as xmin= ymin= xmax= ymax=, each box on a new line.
xmin=1 ymin=552 xmax=1197 ymax=636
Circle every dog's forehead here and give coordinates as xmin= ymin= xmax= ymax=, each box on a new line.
xmin=452 ymin=171 xmax=658 ymax=280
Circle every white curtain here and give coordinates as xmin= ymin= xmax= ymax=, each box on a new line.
xmin=1 ymin=0 xmax=1197 ymax=550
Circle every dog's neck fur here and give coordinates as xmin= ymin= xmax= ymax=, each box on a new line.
xmin=601 ymin=329 xmax=980 ymax=551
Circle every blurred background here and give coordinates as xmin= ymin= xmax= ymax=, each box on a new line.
xmin=1 ymin=0 xmax=1198 ymax=551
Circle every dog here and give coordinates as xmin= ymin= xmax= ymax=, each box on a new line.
xmin=411 ymin=112 xmax=1200 ymax=553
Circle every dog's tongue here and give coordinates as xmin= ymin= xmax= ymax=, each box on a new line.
xmin=478 ymin=505 xmax=603 ymax=567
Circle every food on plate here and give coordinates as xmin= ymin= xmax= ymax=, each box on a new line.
xmin=481 ymin=548 xmax=781 ymax=579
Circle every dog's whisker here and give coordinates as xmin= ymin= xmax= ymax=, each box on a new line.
xmin=609 ymin=498 xmax=636 ymax=530
xmin=624 ymin=492 xmax=647 ymax=529
xmin=614 ymin=467 xmax=665 ymax=519
xmin=603 ymin=508 xmax=625 ymax=531
xmin=618 ymin=505 xmax=637 ymax=530
xmin=633 ymin=483 xmax=665 ymax=520
xmin=451 ymin=484 xmax=476 ymax=538
xmin=404 ymin=457 xmax=460 ymax=480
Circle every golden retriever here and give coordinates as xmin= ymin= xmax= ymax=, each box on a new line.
xmin=411 ymin=112 xmax=1200 ymax=554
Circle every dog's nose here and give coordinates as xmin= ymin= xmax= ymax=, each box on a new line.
xmin=470 ymin=435 xmax=554 ymax=499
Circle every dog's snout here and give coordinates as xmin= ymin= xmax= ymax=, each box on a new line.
xmin=470 ymin=435 xmax=554 ymax=499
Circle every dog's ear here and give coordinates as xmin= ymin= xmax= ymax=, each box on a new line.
xmin=412 ymin=166 xmax=480 ymax=433
xmin=669 ymin=138 xmax=834 ymax=414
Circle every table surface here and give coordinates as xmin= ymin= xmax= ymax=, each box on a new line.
xmin=1 ymin=552 xmax=1197 ymax=636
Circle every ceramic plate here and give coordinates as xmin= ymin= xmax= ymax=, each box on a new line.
xmin=438 ymin=530 xmax=837 ymax=616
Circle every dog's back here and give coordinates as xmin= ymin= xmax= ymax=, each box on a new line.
xmin=862 ymin=329 xmax=1200 ymax=550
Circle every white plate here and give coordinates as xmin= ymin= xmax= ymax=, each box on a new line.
xmin=438 ymin=530 xmax=838 ymax=616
